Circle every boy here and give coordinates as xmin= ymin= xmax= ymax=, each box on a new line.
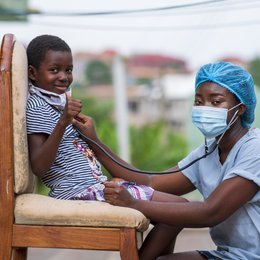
xmin=26 ymin=35 xmax=184 ymax=205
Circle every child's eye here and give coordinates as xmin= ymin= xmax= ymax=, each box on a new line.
xmin=67 ymin=68 xmax=73 ymax=73
xmin=50 ymin=68 xmax=58 ymax=73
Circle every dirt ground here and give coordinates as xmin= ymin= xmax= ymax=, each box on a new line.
xmin=27 ymin=227 xmax=216 ymax=260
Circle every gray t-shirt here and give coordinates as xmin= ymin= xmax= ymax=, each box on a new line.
xmin=179 ymin=128 xmax=260 ymax=259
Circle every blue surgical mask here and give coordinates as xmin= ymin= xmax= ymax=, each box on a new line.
xmin=192 ymin=104 xmax=241 ymax=139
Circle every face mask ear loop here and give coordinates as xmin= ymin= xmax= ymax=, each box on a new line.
xmin=216 ymin=109 xmax=239 ymax=145
xmin=204 ymin=138 xmax=209 ymax=154
xmin=228 ymin=102 xmax=243 ymax=112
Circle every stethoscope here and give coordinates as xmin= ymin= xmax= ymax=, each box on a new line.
xmin=76 ymin=128 xmax=218 ymax=175
xmin=76 ymin=107 xmax=240 ymax=174
xmin=38 ymin=92 xmax=220 ymax=175
xmin=31 ymin=88 xmax=241 ymax=175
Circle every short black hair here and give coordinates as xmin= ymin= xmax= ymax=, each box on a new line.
xmin=26 ymin=35 xmax=72 ymax=69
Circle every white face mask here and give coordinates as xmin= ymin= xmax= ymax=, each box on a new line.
xmin=192 ymin=103 xmax=241 ymax=139
xmin=29 ymin=85 xmax=68 ymax=111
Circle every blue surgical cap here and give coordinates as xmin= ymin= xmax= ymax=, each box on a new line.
xmin=195 ymin=61 xmax=257 ymax=128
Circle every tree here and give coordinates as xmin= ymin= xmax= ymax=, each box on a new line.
xmin=130 ymin=122 xmax=187 ymax=171
xmin=85 ymin=60 xmax=112 ymax=86
xmin=248 ymin=57 xmax=260 ymax=88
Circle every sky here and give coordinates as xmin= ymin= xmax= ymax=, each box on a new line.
xmin=1 ymin=0 xmax=260 ymax=70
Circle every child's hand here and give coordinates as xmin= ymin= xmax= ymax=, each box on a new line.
xmin=72 ymin=113 xmax=99 ymax=141
xmin=103 ymin=181 xmax=136 ymax=207
xmin=60 ymin=92 xmax=82 ymax=125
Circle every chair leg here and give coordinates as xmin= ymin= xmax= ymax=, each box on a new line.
xmin=0 ymin=230 xmax=13 ymax=260
xmin=120 ymin=228 xmax=139 ymax=260
xmin=12 ymin=248 xmax=27 ymax=260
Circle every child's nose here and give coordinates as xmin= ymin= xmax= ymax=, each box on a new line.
xmin=59 ymin=71 xmax=69 ymax=81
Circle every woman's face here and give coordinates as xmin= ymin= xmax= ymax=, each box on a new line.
xmin=194 ymin=82 xmax=239 ymax=108
xmin=194 ymin=81 xmax=242 ymax=123
xmin=28 ymin=50 xmax=73 ymax=95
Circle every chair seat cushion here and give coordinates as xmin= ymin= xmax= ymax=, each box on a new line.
xmin=15 ymin=194 xmax=149 ymax=232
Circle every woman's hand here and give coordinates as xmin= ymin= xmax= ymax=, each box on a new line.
xmin=72 ymin=113 xmax=99 ymax=141
xmin=104 ymin=181 xmax=137 ymax=207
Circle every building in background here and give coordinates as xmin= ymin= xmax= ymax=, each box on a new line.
xmin=127 ymin=74 xmax=194 ymax=132
xmin=73 ymin=51 xmax=250 ymax=134
xmin=126 ymin=54 xmax=190 ymax=85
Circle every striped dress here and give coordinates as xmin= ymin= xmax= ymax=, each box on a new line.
xmin=26 ymin=94 xmax=107 ymax=200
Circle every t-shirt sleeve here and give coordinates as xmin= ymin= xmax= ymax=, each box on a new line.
xmin=224 ymin=143 xmax=260 ymax=187
xmin=222 ymin=133 xmax=260 ymax=203
xmin=26 ymin=104 xmax=55 ymax=135
xmin=224 ymin=148 xmax=260 ymax=203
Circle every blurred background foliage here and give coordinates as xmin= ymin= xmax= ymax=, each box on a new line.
xmin=73 ymin=87 xmax=188 ymax=175
xmin=85 ymin=60 xmax=112 ymax=86
xmin=248 ymin=57 xmax=260 ymax=89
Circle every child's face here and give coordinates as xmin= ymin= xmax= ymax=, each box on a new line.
xmin=29 ymin=50 xmax=73 ymax=95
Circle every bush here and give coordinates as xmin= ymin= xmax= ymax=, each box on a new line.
xmin=130 ymin=121 xmax=187 ymax=171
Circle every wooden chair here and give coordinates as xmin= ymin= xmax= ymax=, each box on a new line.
xmin=0 ymin=33 xmax=149 ymax=260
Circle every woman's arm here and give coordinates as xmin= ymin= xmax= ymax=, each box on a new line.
xmin=104 ymin=176 xmax=259 ymax=227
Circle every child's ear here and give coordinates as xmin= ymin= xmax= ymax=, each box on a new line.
xmin=28 ymin=65 xmax=37 ymax=81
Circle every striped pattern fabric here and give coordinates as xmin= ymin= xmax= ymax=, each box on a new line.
xmin=26 ymin=94 xmax=107 ymax=200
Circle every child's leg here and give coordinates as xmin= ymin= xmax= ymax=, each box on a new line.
xmin=157 ymin=251 xmax=207 ymax=260
xmin=139 ymin=191 xmax=188 ymax=260
xmin=139 ymin=223 xmax=183 ymax=260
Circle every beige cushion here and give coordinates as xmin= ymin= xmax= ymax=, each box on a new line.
xmin=15 ymin=194 xmax=149 ymax=232
xmin=12 ymin=39 xmax=35 ymax=194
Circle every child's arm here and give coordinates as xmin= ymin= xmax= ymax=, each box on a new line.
xmin=28 ymin=93 xmax=82 ymax=177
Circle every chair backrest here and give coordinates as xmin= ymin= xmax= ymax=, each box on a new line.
xmin=11 ymin=35 xmax=35 ymax=194
xmin=0 ymin=34 xmax=16 ymax=255
xmin=0 ymin=33 xmax=35 ymax=197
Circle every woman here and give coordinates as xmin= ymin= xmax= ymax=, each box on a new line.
xmin=73 ymin=62 xmax=260 ymax=260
